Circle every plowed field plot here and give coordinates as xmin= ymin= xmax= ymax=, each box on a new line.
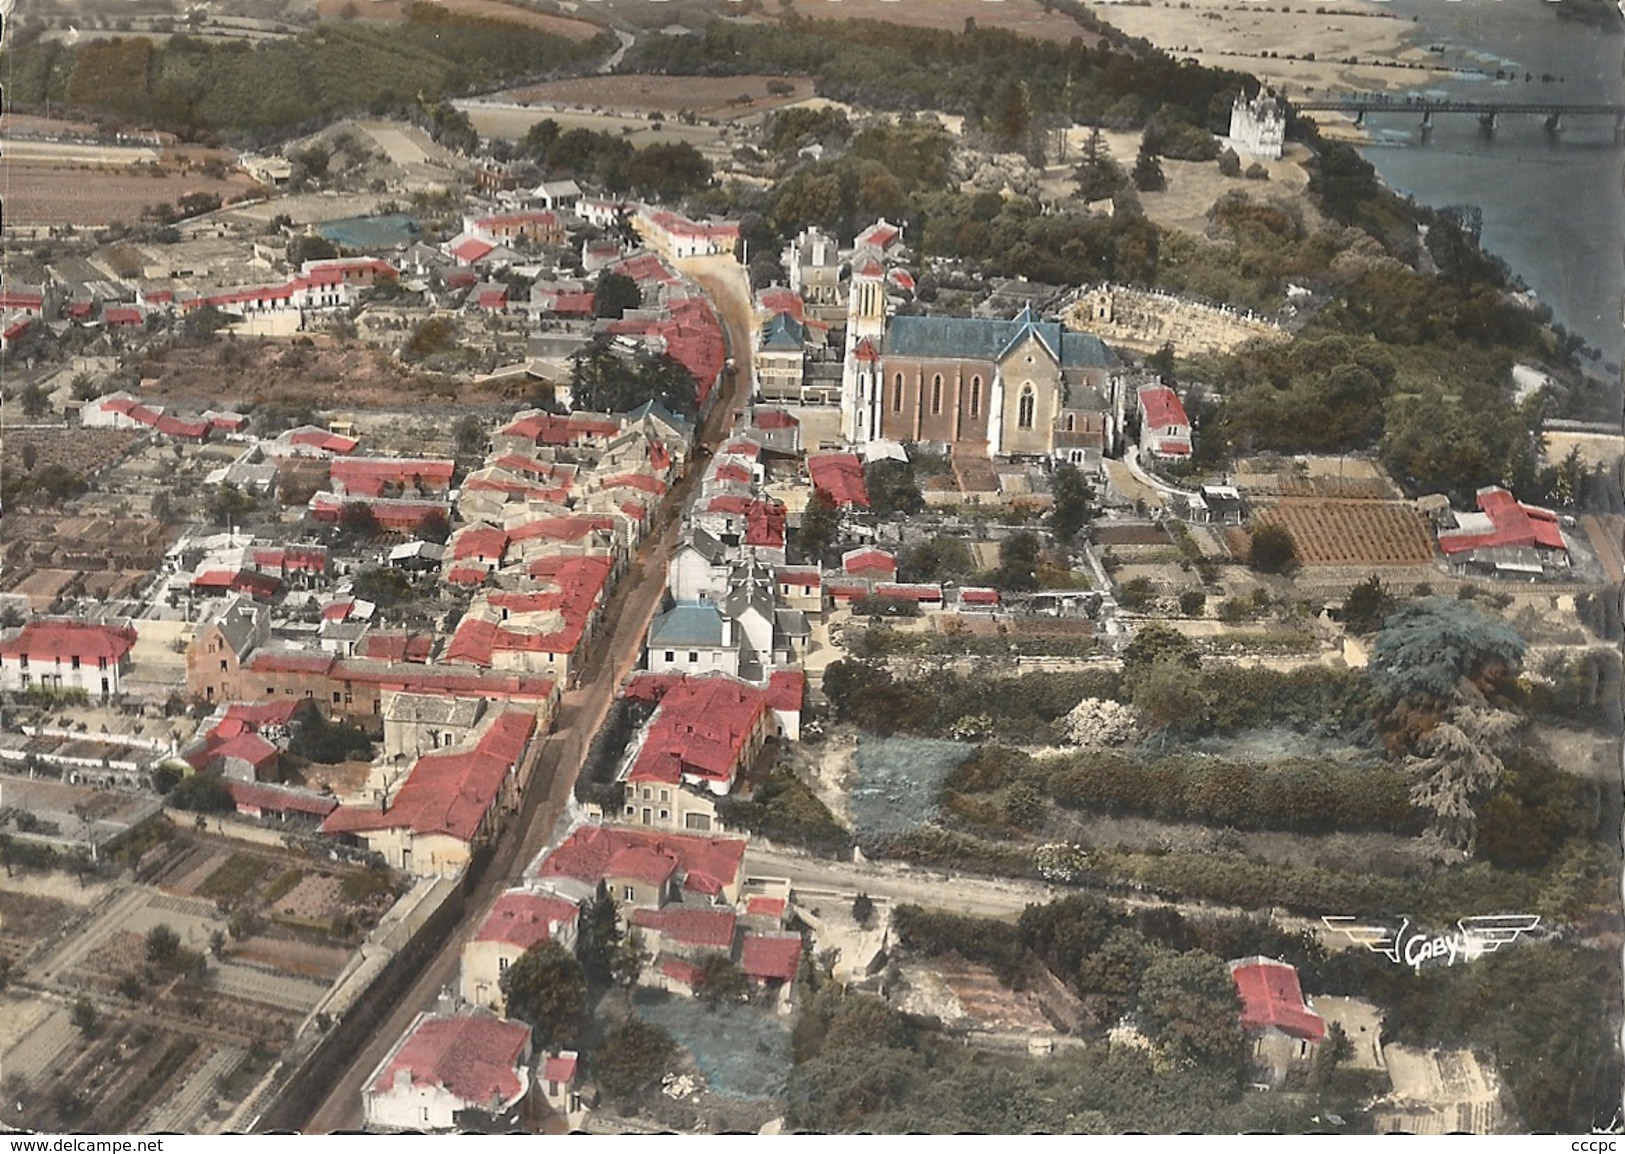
xmin=2 ymin=428 xmax=141 ymax=481
xmin=500 ymin=74 xmax=815 ymax=120
xmin=0 ymin=892 xmax=74 ymax=964
xmin=1254 ymin=500 xmax=1435 ymax=566
xmin=3 ymin=163 xmax=258 ymax=228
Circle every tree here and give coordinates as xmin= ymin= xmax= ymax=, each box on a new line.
xmin=852 ymin=893 xmax=875 ymax=928
xmin=995 ymin=531 xmax=1041 ymax=593
xmin=592 ymin=1017 xmax=678 ymax=1100
xmin=694 ymin=953 xmax=750 ymax=1007
xmin=338 ymin=501 xmax=379 ymax=539
xmin=1135 ymin=949 xmax=1246 ymax=1072
xmin=452 ymin=413 xmax=485 ymax=458
xmin=1132 ymin=141 xmax=1166 ymax=193
xmin=1368 ymin=597 xmax=1526 ymax=706
xmin=1247 ymin=523 xmax=1297 ymax=574
xmin=796 ymin=491 xmax=840 ymax=565
xmin=1217 ymin=147 xmax=1241 ymax=177
xmin=1341 ymin=575 xmax=1393 ymax=636
xmin=1403 ymin=699 xmax=1522 ymax=851
xmin=500 ymin=941 xmax=586 ymax=1049
xmin=592 ymin=270 xmax=642 ymax=320
xmin=1178 ymin=590 xmax=1207 ymax=618
xmin=575 ymin=882 xmax=622 ymax=992
xmin=905 ymin=534 xmax=976 ymax=584
xmin=146 ymin=924 xmax=182 ymax=967
xmin=1073 ymin=128 xmax=1125 ymax=202
xmin=1049 ymin=463 xmax=1094 ymax=545
xmin=416 ymin=508 xmax=452 ymax=545
xmin=863 ymin=459 xmax=924 ymax=517
xmin=1121 ymin=622 xmax=1200 ymax=674
xmin=1131 ymin=658 xmax=1208 ymax=732
xmin=18 ymin=382 xmax=49 ymax=418
xmin=71 ymin=996 xmax=99 ymax=1034
xmin=169 ymin=771 xmax=234 ymax=813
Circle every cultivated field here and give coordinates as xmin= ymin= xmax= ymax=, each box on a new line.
xmin=2 ymin=162 xmax=259 ymax=229
xmin=1252 ymin=500 xmax=1436 ymax=567
xmin=758 ymin=0 xmax=1104 ymax=44
xmin=314 ymin=0 xmax=603 ymax=38
xmin=1 ymin=428 xmax=142 ymax=482
xmin=499 ymin=73 xmax=817 ymax=121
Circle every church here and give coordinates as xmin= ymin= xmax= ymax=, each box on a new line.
xmin=765 ymin=221 xmax=1125 ymax=464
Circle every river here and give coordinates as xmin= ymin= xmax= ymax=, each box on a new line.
xmin=1346 ymin=0 xmax=1625 ymax=372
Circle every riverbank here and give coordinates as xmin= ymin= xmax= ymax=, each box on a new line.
xmin=1082 ymin=0 xmax=1452 ymax=98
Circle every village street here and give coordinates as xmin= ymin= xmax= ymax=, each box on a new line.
xmin=297 ymin=258 xmax=756 ymax=1133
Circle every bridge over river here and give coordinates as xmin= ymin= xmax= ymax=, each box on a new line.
xmin=1287 ymin=95 xmax=1625 ymax=137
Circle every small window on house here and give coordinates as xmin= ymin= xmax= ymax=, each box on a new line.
xmin=498 ymin=957 xmax=510 ymax=973
xmin=71 ymin=656 xmax=80 ymax=670
xmin=688 ymin=651 xmax=699 ymax=663
xmin=1066 ymin=413 xmax=1076 ymax=432
xmin=893 ymin=373 xmax=904 ymax=413
xmin=267 ymin=687 xmax=276 ymax=695
xmin=642 ymin=788 xmax=652 ymax=801
xmin=659 ymin=809 xmax=669 ymax=820
xmin=220 ymin=660 xmax=229 ymax=672
xmin=660 ymin=790 xmax=669 ymax=802
xmin=333 ymin=692 xmax=342 ymax=703
xmin=664 ymin=651 xmax=674 ymax=662
xmin=623 ymin=886 xmax=635 ymax=902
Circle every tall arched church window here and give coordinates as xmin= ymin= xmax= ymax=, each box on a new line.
xmin=1018 ymin=384 xmax=1035 ymax=430
xmin=893 ymin=373 xmax=905 ymax=413
xmin=969 ymin=376 xmax=982 ymax=417
xmin=931 ymin=375 xmax=943 ymax=415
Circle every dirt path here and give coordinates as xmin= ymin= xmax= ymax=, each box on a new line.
xmin=294 ymin=259 xmax=755 ymax=1135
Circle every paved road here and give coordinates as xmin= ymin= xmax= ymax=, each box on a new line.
xmin=295 ymin=258 xmax=755 ymax=1135
xmin=744 ymin=845 xmax=1334 ymax=944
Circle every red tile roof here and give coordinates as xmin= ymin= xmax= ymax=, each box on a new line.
xmin=451 ymin=237 xmax=496 ymax=264
xmin=330 ymin=457 xmax=455 ymax=497
xmin=542 ymin=1054 xmax=578 ymax=1085
xmin=1138 ymin=386 xmax=1190 ymax=430
xmin=808 ymin=453 xmax=870 ymax=509
xmin=628 ymin=676 xmax=771 ymax=787
xmin=629 ymin=906 xmax=737 ymax=949
xmin=451 ymin=525 xmax=512 ymax=563
xmin=288 ymin=428 xmax=360 ymax=455
xmin=373 ymin=1015 xmax=530 ymax=1106
xmin=744 ymin=895 xmax=787 ymax=919
xmin=446 ymin=556 xmax=611 ymax=665
xmin=959 ymin=587 xmax=1000 ymax=605
xmin=842 ymin=548 xmax=897 ymax=577
xmin=875 ymin=583 xmax=943 ymax=602
xmin=474 ymin=891 xmax=580 ymax=949
xmin=1231 ymin=958 xmax=1325 ymax=1042
xmin=1439 ymin=487 xmax=1567 ymax=555
xmin=532 ymin=825 xmax=746 ymax=899
xmin=322 ymin=711 xmax=536 ymax=843
xmin=745 ymin=499 xmax=787 ymax=549
xmin=754 ymin=409 xmax=800 ymax=430
xmin=776 ymin=567 xmax=821 ymax=587
xmin=228 ymin=779 xmax=337 ymax=818
xmin=355 ymin=632 xmax=430 ymax=664
xmin=740 ymin=933 xmax=803 ymax=982
xmin=766 ymin=670 xmax=805 ymax=714
xmin=659 ymin=956 xmax=705 ymax=988
xmin=0 ymin=620 xmax=136 ymax=664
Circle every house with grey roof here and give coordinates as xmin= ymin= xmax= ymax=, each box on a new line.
xmin=646 ymin=601 xmax=740 ymax=678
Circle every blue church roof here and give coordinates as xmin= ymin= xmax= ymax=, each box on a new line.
xmin=883 ymin=307 xmax=1111 ymax=367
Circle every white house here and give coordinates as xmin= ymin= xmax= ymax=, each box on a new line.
xmin=363 ymin=1013 xmax=532 ymax=1133
xmin=460 ymin=888 xmax=581 ymax=1014
xmin=1137 ymin=385 xmax=1192 ymax=460
xmin=0 ymin=619 xmax=138 ymax=698
xmin=645 ymin=601 xmax=740 ymax=677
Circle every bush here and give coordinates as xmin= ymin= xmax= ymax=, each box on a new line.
xmin=169 ymin=771 xmax=234 ymax=813
xmin=717 ymin=765 xmax=851 ymax=855
xmin=1247 ymin=523 xmax=1297 ymax=574
xmin=1179 ymin=590 xmax=1207 ymax=617
xmin=592 ymin=1017 xmax=678 ymax=1100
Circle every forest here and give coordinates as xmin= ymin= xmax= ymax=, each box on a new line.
xmin=0 ymin=4 xmax=610 ymax=141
